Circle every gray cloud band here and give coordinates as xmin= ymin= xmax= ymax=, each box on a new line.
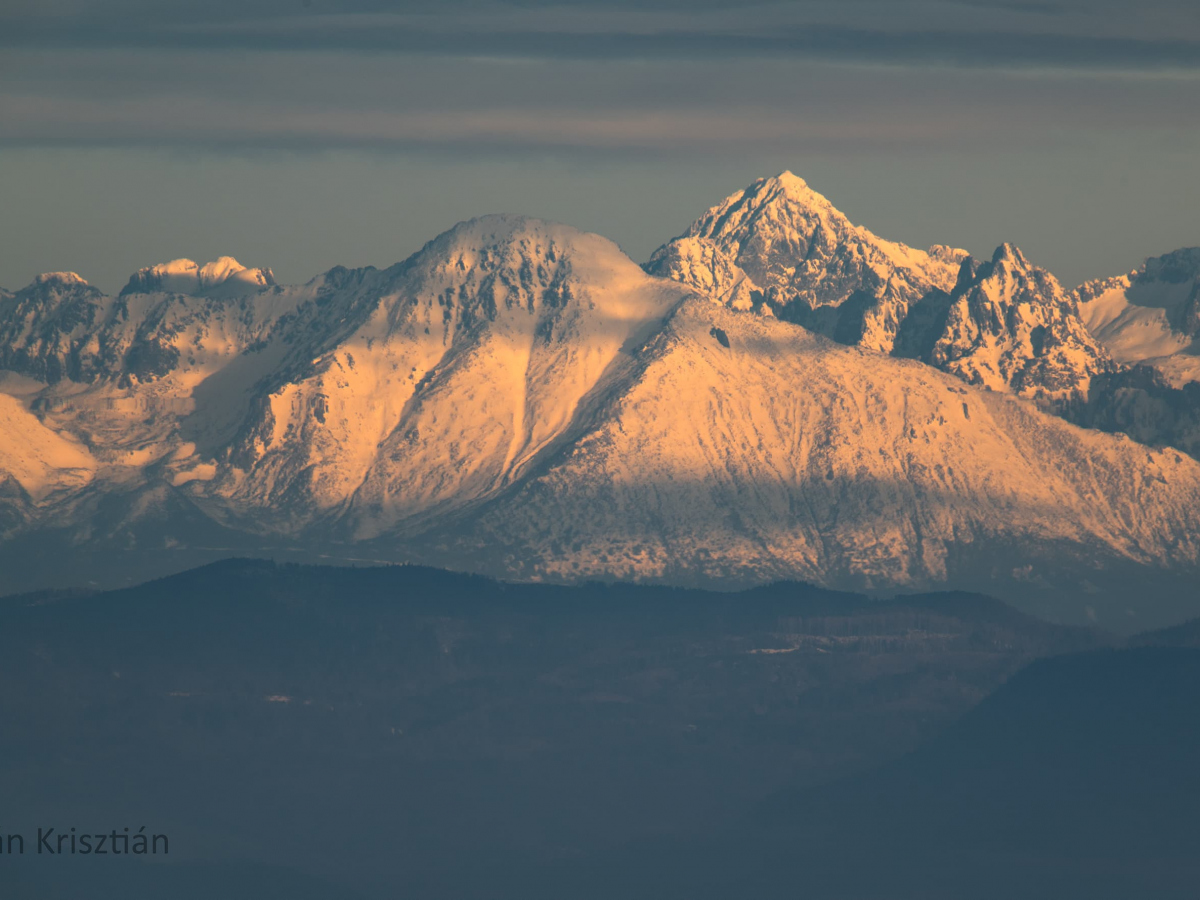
xmin=2 ymin=45 xmax=1198 ymax=154
xmin=3 ymin=23 xmax=1200 ymax=71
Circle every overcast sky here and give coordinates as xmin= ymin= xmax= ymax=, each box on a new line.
xmin=1 ymin=0 xmax=1197 ymax=291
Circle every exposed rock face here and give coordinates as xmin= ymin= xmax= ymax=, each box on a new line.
xmin=0 ymin=273 xmax=109 ymax=383
xmin=1 ymin=207 xmax=1199 ymax=626
xmin=1061 ymin=366 xmax=1200 ymax=462
xmin=645 ymin=172 xmax=967 ymax=353
xmin=647 ymin=173 xmax=1110 ymax=406
xmin=121 ymin=257 xmax=276 ymax=298
xmin=461 ymin=299 xmax=1200 ymax=593
xmin=927 ymin=244 xmax=1114 ymax=405
xmin=1074 ymin=247 xmax=1200 ymax=388
xmin=209 ymin=216 xmax=690 ymax=531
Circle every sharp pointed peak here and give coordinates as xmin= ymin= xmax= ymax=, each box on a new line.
xmin=751 ymin=170 xmax=836 ymax=210
xmin=991 ymin=242 xmax=1030 ymax=267
xmin=971 ymin=243 xmax=1072 ymax=298
xmin=678 ymin=171 xmax=845 ymax=243
xmin=768 ymin=170 xmax=809 ymax=190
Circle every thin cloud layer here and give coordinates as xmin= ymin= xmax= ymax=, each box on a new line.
xmin=2 ymin=0 xmax=1197 ymax=296
xmin=3 ymin=0 xmax=1199 ymax=70
xmin=3 ymin=50 xmax=1198 ymax=153
xmin=3 ymin=0 xmax=1197 ymax=153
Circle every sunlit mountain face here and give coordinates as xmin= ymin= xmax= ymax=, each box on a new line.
xmin=1 ymin=176 xmax=1199 ymax=629
xmin=3 ymin=2 xmax=1198 ymax=896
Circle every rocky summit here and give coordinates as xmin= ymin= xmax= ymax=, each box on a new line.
xmin=2 ymin=177 xmax=1199 ymax=628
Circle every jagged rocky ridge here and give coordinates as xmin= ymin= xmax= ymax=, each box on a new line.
xmin=924 ymin=244 xmax=1114 ymax=403
xmin=1061 ymin=248 xmax=1200 ymax=457
xmin=1 ymin=189 xmax=1199 ymax=627
xmin=647 ymin=173 xmax=1113 ymax=407
xmin=1074 ymin=247 xmax=1200 ymax=385
xmin=121 ymin=257 xmax=276 ymax=298
xmin=647 ymin=173 xmax=1200 ymax=461
xmin=645 ymin=172 xmax=968 ymax=353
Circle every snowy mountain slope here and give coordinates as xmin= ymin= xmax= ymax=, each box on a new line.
xmin=1 ymin=214 xmax=1199 ymax=625
xmin=0 ymin=259 xmax=318 ymax=553
xmin=121 ymin=257 xmax=276 ymax=299
xmin=0 ymin=258 xmax=289 ymax=390
xmin=647 ymin=172 xmax=1111 ymax=407
xmin=0 ymin=259 xmax=307 ymax=472
xmin=458 ymin=299 xmax=1200 ymax=593
xmin=1056 ymin=249 xmax=1200 ymax=461
xmin=0 ymin=373 xmax=97 ymax=543
xmin=199 ymin=217 xmax=692 ymax=532
xmin=928 ymin=244 xmax=1114 ymax=404
xmin=0 ymin=388 xmax=95 ymax=501
xmin=1074 ymin=248 xmax=1200 ymax=388
xmin=645 ymin=172 xmax=968 ymax=353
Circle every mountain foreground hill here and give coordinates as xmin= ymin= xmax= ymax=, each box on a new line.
xmin=0 ymin=559 xmax=1107 ymax=900
xmin=511 ymin=643 xmax=1200 ymax=900
xmin=1 ymin=198 xmax=1199 ymax=627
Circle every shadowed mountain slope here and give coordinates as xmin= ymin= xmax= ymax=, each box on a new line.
xmin=1 ymin=210 xmax=1199 ymax=628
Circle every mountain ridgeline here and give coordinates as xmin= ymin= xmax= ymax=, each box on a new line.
xmin=1 ymin=174 xmax=1199 ymax=627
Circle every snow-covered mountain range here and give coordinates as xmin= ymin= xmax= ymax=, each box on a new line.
xmin=1074 ymin=248 xmax=1200 ymax=387
xmin=646 ymin=172 xmax=967 ymax=353
xmin=1 ymin=174 xmax=1198 ymax=627
xmin=648 ymin=173 xmax=1114 ymax=406
xmin=1064 ymin=248 xmax=1200 ymax=459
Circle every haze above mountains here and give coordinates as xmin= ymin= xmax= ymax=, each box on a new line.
xmin=2 ymin=172 xmax=1198 ymax=628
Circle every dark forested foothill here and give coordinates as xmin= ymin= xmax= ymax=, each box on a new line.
xmin=0 ymin=559 xmax=1123 ymax=899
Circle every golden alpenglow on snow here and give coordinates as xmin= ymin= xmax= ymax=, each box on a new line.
xmin=2 ymin=185 xmax=1199 ymax=628
xmin=4 ymin=2 xmax=1200 ymax=896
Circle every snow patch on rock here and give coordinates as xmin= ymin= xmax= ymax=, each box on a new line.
xmin=122 ymin=256 xmax=275 ymax=298
xmin=1075 ymin=248 xmax=1200 ymax=388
